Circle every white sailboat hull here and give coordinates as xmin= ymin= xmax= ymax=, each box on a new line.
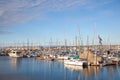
xmin=57 ymin=56 xmax=69 ymax=60
xmin=9 ymin=53 xmax=22 ymax=58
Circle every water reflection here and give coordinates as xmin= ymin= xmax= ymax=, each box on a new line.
xmin=64 ymin=64 xmax=84 ymax=71
xmin=83 ymin=66 xmax=102 ymax=77
xmin=9 ymin=57 xmax=22 ymax=70
xmin=64 ymin=64 xmax=103 ymax=80
xmin=0 ymin=56 xmax=120 ymax=80
xmin=103 ymin=66 xmax=120 ymax=80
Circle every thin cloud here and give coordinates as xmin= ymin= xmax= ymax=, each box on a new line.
xmin=0 ymin=30 xmax=12 ymax=35
xmin=0 ymin=0 xmax=113 ymax=27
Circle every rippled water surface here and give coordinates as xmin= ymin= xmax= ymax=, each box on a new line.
xmin=0 ymin=56 xmax=120 ymax=80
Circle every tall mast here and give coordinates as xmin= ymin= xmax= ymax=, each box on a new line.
xmin=75 ymin=36 xmax=78 ymax=50
xmin=87 ymin=35 xmax=89 ymax=50
xmin=64 ymin=31 xmax=67 ymax=52
xmin=27 ymin=39 xmax=29 ymax=54
xmin=92 ymin=22 xmax=96 ymax=50
xmin=78 ymin=26 xmax=81 ymax=51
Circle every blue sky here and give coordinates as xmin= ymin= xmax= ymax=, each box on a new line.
xmin=0 ymin=0 xmax=120 ymax=46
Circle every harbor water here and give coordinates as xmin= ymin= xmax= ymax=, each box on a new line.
xmin=0 ymin=56 xmax=120 ymax=80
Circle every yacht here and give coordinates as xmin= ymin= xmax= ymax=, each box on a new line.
xmin=64 ymin=58 xmax=89 ymax=66
xmin=8 ymin=50 xmax=23 ymax=58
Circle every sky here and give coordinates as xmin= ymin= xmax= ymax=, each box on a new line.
xmin=0 ymin=0 xmax=120 ymax=46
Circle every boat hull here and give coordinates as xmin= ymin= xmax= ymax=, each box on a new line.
xmin=64 ymin=59 xmax=88 ymax=66
xmin=9 ymin=53 xmax=22 ymax=58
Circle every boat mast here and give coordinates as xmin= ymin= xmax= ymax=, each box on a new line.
xmin=27 ymin=39 xmax=29 ymax=54
xmin=92 ymin=23 xmax=98 ymax=64
xmin=92 ymin=22 xmax=96 ymax=51
xmin=87 ymin=35 xmax=89 ymax=61
xmin=78 ymin=26 xmax=81 ymax=53
xmin=75 ymin=36 xmax=78 ymax=52
xmin=64 ymin=31 xmax=67 ymax=52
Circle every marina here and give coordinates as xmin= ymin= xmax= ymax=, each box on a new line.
xmin=0 ymin=0 xmax=120 ymax=80
xmin=1 ymin=45 xmax=120 ymax=80
xmin=1 ymin=44 xmax=120 ymax=66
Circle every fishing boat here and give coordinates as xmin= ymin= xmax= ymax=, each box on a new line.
xmin=37 ymin=54 xmax=55 ymax=61
xmin=8 ymin=50 xmax=23 ymax=58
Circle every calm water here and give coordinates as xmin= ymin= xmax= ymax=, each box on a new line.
xmin=0 ymin=56 xmax=120 ymax=80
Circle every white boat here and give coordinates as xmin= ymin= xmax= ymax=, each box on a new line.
xmin=64 ymin=64 xmax=84 ymax=71
xmin=8 ymin=50 xmax=23 ymax=58
xmin=57 ymin=56 xmax=69 ymax=60
xmin=64 ymin=59 xmax=89 ymax=66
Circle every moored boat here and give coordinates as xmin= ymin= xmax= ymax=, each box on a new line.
xmin=64 ymin=58 xmax=89 ymax=66
xmin=8 ymin=50 xmax=23 ymax=58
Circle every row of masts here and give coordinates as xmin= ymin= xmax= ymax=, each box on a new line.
xmin=1 ymin=36 xmax=120 ymax=52
xmin=1 ymin=23 xmax=120 ymax=52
